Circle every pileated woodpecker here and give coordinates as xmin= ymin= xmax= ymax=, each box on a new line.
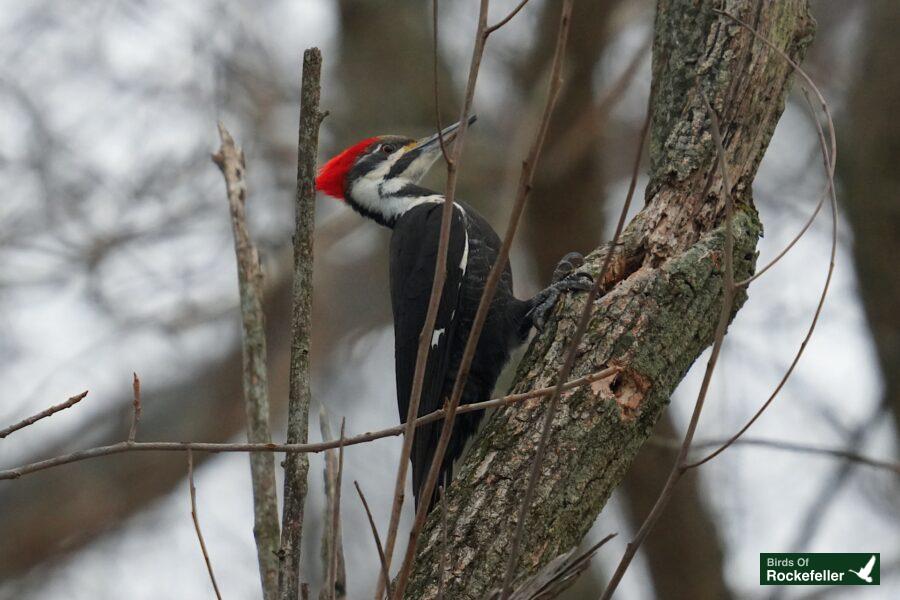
xmin=316 ymin=117 xmax=590 ymax=510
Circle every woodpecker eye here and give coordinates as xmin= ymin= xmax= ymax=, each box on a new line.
xmin=381 ymin=144 xmax=396 ymax=154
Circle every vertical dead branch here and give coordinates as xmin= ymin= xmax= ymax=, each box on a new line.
xmin=213 ymin=123 xmax=281 ymax=600
xmin=319 ymin=412 xmax=347 ymax=600
xmin=188 ymin=450 xmax=223 ymax=600
xmin=280 ymin=46 xmax=326 ymax=600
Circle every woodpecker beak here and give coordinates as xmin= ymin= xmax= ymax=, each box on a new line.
xmin=411 ymin=114 xmax=478 ymax=153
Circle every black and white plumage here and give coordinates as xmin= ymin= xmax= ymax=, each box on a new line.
xmin=316 ymin=118 xmax=590 ymax=510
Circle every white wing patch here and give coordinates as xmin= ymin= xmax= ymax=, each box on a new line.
xmin=460 ymin=226 xmax=469 ymax=275
xmin=431 ymin=328 xmax=446 ymax=348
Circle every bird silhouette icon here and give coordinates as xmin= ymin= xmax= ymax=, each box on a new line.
xmin=848 ymin=555 xmax=876 ymax=583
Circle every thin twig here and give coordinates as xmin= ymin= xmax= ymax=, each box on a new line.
xmin=280 ymin=46 xmax=326 ymax=600
xmin=494 ymin=533 xmax=617 ymax=600
xmin=485 ymin=0 xmax=532 ymax=35
xmin=499 ymin=104 xmax=649 ymax=596
xmin=648 ymin=434 xmax=900 ymax=476
xmin=736 ymin=177 xmax=826 ymax=287
xmin=0 ymin=391 xmax=88 ymax=440
xmin=188 ymin=449 xmax=223 ymax=600
xmin=0 ymin=367 xmax=618 ymax=481
xmin=320 ymin=409 xmax=335 ymax=598
xmin=599 ymin=87 xmax=737 ymax=600
xmin=499 ymin=88 xmax=650 ymax=600
xmin=128 ymin=373 xmax=141 ymax=443
xmin=394 ymin=4 xmax=574 ymax=597
xmin=486 ymin=6 xmax=581 ymax=598
xmin=432 ymin=0 xmax=450 ymax=167
xmin=378 ymin=2 xmax=491 ymax=595
xmin=355 ymin=481 xmax=393 ymax=600
xmin=548 ymin=33 xmax=651 ymax=172
xmin=213 ymin=122 xmax=280 ymax=600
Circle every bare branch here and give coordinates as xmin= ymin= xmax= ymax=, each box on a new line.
xmin=649 ymin=435 xmax=900 ymax=476
xmin=280 ymin=46 xmax=326 ymax=600
xmin=0 ymin=367 xmax=619 ymax=481
xmin=188 ymin=449 xmax=223 ymax=600
xmin=0 ymin=391 xmax=88 ymax=440
xmin=213 ymin=121 xmax=281 ymax=600
xmin=432 ymin=0 xmax=450 ymax=167
xmin=320 ymin=417 xmax=347 ymax=600
xmin=319 ymin=411 xmax=346 ymax=600
xmin=128 ymin=373 xmax=141 ymax=443
xmin=485 ymin=0 xmax=532 ymax=35
xmin=547 ymin=33 xmax=651 ymax=172
xmin=331 ymin=421 xmax=346 ymax=599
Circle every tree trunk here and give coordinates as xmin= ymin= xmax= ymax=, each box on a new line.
xmin=404 ymin=1 xmax=814 ymax=597
xmin=839 ymin=0 xmax=900 ymax=430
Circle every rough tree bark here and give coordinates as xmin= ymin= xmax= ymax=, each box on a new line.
xmin=404 ymin=1 xmax=815 ymax=597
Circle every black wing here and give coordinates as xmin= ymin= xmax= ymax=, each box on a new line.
xmin=390 ymin=202 xmax=467 ymax=509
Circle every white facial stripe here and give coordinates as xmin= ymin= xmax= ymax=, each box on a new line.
xmin=431 ymin=328 xmax=445 ymax=348
xmin=348 ymin=145 xmax=448 ymax=223
xmin=379 ymin=178 xmax=405 ymax=195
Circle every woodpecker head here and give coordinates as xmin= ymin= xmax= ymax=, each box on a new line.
xmin=316 ymin=116 xmax=476 ymax=227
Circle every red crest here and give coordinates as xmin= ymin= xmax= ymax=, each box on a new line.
xmin=315 ymin=137 xmax=378 ymax=199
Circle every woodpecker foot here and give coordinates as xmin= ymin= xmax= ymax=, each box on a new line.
xmin=551 ymin=252 xmax=586 ymax=283
xmin=528 ymin=266 xmax=593 ymax=332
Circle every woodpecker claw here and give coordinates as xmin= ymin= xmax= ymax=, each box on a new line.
xmin=528 ymin=268 xmax=594 ymax=332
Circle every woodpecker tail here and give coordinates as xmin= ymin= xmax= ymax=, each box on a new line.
xmin=410 ymin=409 xmax=486 ymax=513
xmin=410 ymin=421 xmax=450 ymax=513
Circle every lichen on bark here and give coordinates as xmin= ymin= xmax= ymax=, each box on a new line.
xmin=404 ymin=1 xmax=815 ymax=598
